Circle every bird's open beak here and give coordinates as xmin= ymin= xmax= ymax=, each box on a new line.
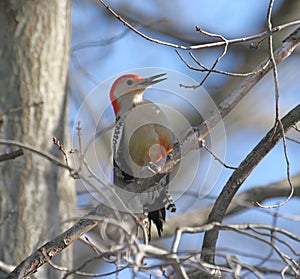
xmin=138 ymin=73 xmax=167 ymax=87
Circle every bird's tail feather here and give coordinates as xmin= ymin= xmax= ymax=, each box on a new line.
xmin=148 ymin=208 xmax=166 ymax=240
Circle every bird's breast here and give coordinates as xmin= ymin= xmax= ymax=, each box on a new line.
xmin=128 ymin=123 xmax=174 ymax=166
xmin=115 ymin=102 xmax=175 ymax=177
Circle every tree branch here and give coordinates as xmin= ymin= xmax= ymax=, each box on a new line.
xmin=6 ymin=219 xmax=98 ymax=278
xmin=161 ymin=174 xmax=300 ymax=239
xmin=98 ymin=0 xmax=300 ymax=51
xmin=0 ymin=149 xmax=23 ymax=162
xmin=155 ymin=26 xmax=300 ymax=180
xmin=201 ymin=104 xmax=300 ymax=264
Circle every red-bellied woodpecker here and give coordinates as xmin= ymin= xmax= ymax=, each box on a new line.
xmin=110 ymin=73 xmax=176 ymax=240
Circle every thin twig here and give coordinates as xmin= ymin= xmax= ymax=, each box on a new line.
xmin=71 ymin=54 xmax=99 ymax=85
xmin=53 ymin=137 xmax=70 ymax=168
xmin=286 ymin=136 xmax=300 ymax=144
xmin=195 ymin=26 xmax=300 ymax=141
xmin=189 ymin=51 xmax=259 ymax=77
xmin=0 ymin=139 xmax=73 ymax=172
xmin=97 ymin=0 xmax=300 ymax=51
xmin=196 ymin=26 xmax=229 ymax=87
xmin=267 ymin=0 xmax=280 ymax=122
xmin=202 ymin=145 xmax=237 ymax=170
xmin=178 ymin=223 xmax=300 ymax=277
xmin=255 ymin=0 xmax=294 ymax=209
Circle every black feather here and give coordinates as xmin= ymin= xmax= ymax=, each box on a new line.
xmin=147 ymin=207 xmax=166 ymax=241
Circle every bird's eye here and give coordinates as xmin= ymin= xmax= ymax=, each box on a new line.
xmin=126 ymin=79 xmax=133 ymax=86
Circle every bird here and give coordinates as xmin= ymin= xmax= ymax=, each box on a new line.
xmin=109 ymin=73 xmax=177 ymax=240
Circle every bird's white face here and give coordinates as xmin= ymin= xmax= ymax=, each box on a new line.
xmin=109 ymin=73 xmax=167 ymax=117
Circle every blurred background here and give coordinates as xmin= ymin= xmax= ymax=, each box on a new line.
xmin=69 ymin=1 xmax=300 ymax=278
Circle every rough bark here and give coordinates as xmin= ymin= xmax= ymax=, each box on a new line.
xmin=0 ymin=1 xmax=75 ymax=278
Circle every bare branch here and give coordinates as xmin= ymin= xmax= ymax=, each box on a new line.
xmin=202 ymin=144 xmax=237 ymax=170
xmin=177 ymin=223 xmax=300 ymax=277
xmin=0 ymin=149 xmax=23 ymax=162
xmin=177 ymin=50 xmax=259 ymax=77
xmin=254 ymin=0 xmax=294 ymax=209
xmin=97 ymin=0 xmax=300 ymax=51
xmin=286 ymin=136 xmax=300 ymax=144
xmin=6 ymin=217 xmax=99 ymax=278
xmin=196 ymin=26 xmax=300 ymax=140
xmin=160 ymin=174 xmax=300 ymax=239
xmin=195 ymin=26 xmax=229 ymax=87
xmin=155 ymin=26 xmax=300 ymax=183
xmin=0 ymin=139 xmax=73 ymax=172
xmin=53 ymin=137 xmax=70 ymax=168
xmin=201 ymin=104 xmax=300 ymax=264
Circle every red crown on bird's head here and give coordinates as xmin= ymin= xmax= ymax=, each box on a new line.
xmin=109 ymin=73 xmax=167 ymax=116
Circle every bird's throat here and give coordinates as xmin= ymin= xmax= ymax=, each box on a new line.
xmin=115 ymin=90 xmax=145 ymax=117
xmin=133 ymin=92 xmax=144 ymax=105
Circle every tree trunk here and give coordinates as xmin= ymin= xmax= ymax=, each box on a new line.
xmin=0 ymin=1 xmax=75 ymax=278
